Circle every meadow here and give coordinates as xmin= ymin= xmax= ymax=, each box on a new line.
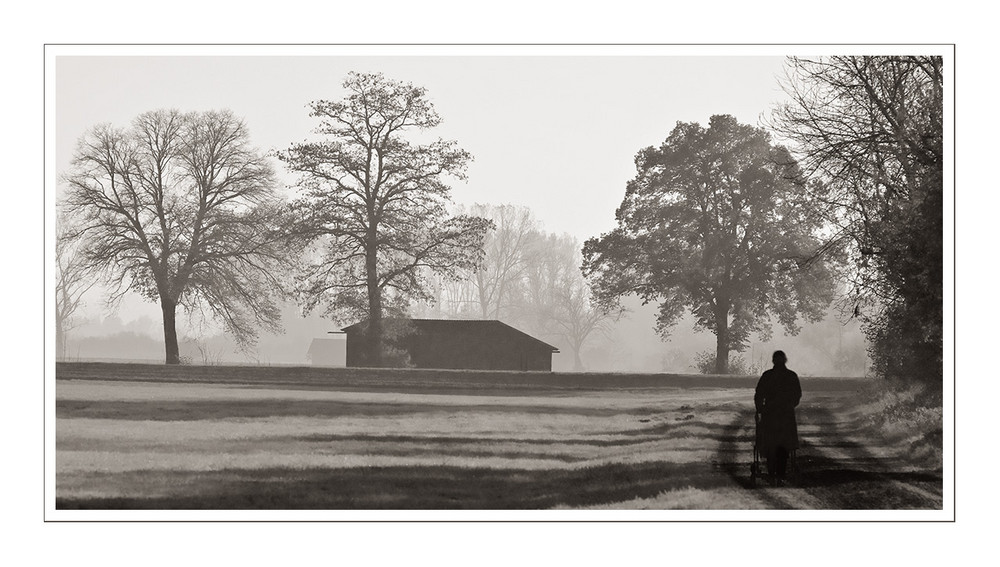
xmin=55 ymin=363 xmax=942 ymax=510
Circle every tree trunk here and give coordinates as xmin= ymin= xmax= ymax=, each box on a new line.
xmin=572 ymin=344 xmax=585 ymax=372
xmin=715 ymin=309 xmax=729 ymax=374
xmin=366 ymin=249 xmax=383 ymax=367
xmin=55 ymin=316 xmax=65 ymax=361
xmin=477 ymin=271 xmax=489 ymax=319
xmin=161 ymin=296 xmax=180 ymax=365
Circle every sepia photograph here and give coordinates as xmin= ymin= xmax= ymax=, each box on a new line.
xmin=44 ymin=44 xmax=952 ymax=520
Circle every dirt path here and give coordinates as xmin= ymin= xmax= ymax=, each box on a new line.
xmin=715 ymin=403 xmax=943 ymax=509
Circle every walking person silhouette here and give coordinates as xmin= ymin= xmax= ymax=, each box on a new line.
xmin=754 ymin=350 xmax=801 ymax=486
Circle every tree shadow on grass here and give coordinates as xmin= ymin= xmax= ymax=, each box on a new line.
xmin=57 ymin=459 xmax=737 ymax=510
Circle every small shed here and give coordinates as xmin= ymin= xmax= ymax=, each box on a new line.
xmin=306 ymin=336 xmax=347 ymax=367
xmin=341 ymin=318 xmax=559 ymax=371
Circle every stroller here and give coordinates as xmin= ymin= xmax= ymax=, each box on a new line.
xmin=750 ymin=411 xmax=799 ymax=488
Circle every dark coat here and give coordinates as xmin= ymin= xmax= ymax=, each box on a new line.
xmin=754 ymin=365 xmax=801 ymax=452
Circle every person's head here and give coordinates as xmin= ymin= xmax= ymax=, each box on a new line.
xmin=772 ymin=350 xmax=788 ymax=367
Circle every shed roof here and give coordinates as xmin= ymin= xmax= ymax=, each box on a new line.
xmin=341 ymin=318 xmax=559 ymax=352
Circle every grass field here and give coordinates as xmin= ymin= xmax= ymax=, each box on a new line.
xmin=55 ymin=363 xmax=943 ymax=510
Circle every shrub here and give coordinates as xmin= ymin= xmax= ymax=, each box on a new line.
xmin=855 ymin=379 xmax=943 ymax=469
xmin=693 ymin=350 xmax=759 ymax=375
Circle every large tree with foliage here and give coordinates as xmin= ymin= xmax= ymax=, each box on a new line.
xmin=279 ymin=72 xmax=491 ymax=366
xmin=771 ymin=56 xmax=943 ymax=389
xmin=64 ymin=109 xmax=293 ymax=364
xmin=583 ymin=114 xmax=836 ymax=373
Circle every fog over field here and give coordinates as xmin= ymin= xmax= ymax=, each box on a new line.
xmin=65 ymin=299 xmax=867 ymax=375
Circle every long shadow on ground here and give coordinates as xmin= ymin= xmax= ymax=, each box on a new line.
xmin=57 ymin=460 xmax=730 ymax=510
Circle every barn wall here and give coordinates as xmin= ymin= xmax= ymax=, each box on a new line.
xmin=344 ymin=325 xmax=553 ymax=371
xmin=408 ymin=330 xmax=552 ymax=371
xmin=345 ymin=332 xmax=368 ymax=367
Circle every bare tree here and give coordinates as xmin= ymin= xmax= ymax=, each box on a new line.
xmin=279 ymin=72 xmax=491 ymax=366
xmin=55 ymin=218 xmax=96 ymax=360
xmin=551 ymin=260 xmax=622 ymax=371
xmin=64 ymin=109 xmax=294 ymax=364
xmin=518 ymin=232 xmax=573 ymax=335
xmin=522 ymin=232 xmax=621 ymax=371
xmin=770 ymin=56 xmax=943 ymax=387
xmin=771 ymin=56 xmax=942 ymax=311
xmin=438 ymin=204 xmax=539 ymax=319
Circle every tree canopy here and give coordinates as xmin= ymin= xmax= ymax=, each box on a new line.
xmin=63 ymin=109 xmax=293 ymax=364
xmin=583 ymin=114 xmax=836 ymax=373
xmin=278 ymin=72 xmax=490 ymax=366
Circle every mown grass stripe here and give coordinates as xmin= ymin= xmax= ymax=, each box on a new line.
xmin=56 ymin=461 xmax=732 ymax=509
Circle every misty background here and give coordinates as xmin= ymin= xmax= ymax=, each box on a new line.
xmin=63 ymin=297 xmax=867 ymax=375
xmin=55 ymin=54 xmax=870 ymax=375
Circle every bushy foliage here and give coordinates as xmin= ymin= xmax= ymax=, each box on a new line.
xmin=855 ymin=380 xmax=943 ymax=469
xmin=694 ymin=350 xmax=758 ymax=375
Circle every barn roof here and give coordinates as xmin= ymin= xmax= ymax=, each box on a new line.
xmin=341 ymin=318 xmax=559 ymax=352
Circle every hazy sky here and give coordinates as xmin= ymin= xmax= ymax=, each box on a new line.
xmin=56 ymin=53 xmax=791 ymax=321
xmin=57 ymin=55 xmax=789 ymax=241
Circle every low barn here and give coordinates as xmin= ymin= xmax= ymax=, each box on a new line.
xmin=341 ymin=318 xmax=559 ymax=371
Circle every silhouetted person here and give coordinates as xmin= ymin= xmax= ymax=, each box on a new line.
xmin=754 ymin=350 xmax=801 ymax=486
